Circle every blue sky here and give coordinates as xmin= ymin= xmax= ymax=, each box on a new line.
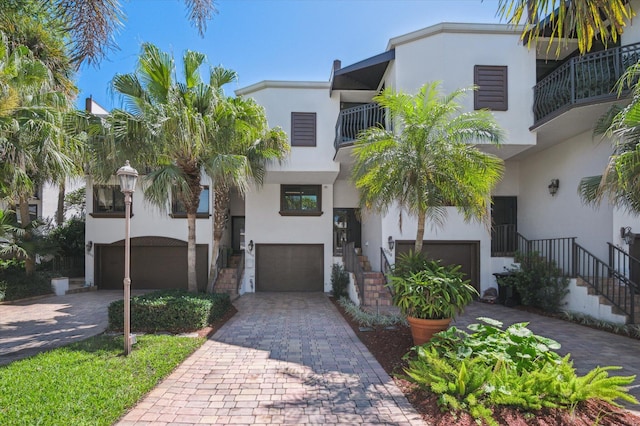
xmin=76 ymin=0 xmax=504 ymax=110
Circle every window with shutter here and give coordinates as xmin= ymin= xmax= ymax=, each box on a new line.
xmin=474 ymin=65 xmax=508 ymax=111
xmin=291 ymin=112 xmax=317 ymax=147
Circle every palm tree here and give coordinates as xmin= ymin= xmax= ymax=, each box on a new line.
xmin=205 ymin=96 xmax=288 ymax=291
xmin=352 ymin=82 xmax=505 ymax=253
xmin=0 ymin=33 xmax=80 ymax=275
xmin=579 ymin=63 xmax=640 ymax=212
xmin=497 ymin=0 xmax=633 ymax=55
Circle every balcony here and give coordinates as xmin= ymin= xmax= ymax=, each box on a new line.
xmin=533 ymin=42 xmax=640 ymax=126
xmin=334 ymin=103 xmax=388 ymax=150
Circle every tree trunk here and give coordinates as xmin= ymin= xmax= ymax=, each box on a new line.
xmin=18 ymin=197 xmax=35 ymax=276
xmin=56 ymin=181 xmax=66 ymax=225
xmin=186 ymin=211 xmax=198 ymax=292
xmin=207 ymin=184 xmax=230 ymax=293
xmin=414 ymin=209 xmax=426 ymax=254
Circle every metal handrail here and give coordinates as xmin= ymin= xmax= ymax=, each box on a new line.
xmin=516 ymin=233 xmax=575 ymax=277
xmin=608 ymin=243 xmax=640 ymax=284
xmin=334 ymin=102 xmax=388 ymax=150
xmin=343 ymin=242 xmax=365 ymax=303
xmin=380 ymin=247 xmax=395 ymax=298
xmin=576 ymin=243 xmax=636 ymax=323
xmin=533 ymin=42 xmax=640 ymax=124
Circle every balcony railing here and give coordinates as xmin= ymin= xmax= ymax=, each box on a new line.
xmin=334 ymin=103 xmax=388 ymax=150
xmin=533 ymin=42 xmax=640 ymax=124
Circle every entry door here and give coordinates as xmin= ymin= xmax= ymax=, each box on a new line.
xmin=333 ymin=208 xmax=361 ymax=256
xmin=232 ymin=216 xmax=245 ymax=254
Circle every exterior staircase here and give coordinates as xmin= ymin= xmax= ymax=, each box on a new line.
xmin=214 ymin=254 xmax=241 ymax=300
xmin=357 ymin=254 xmax=393 ymax=308
xmin=574 ymin=277 xmax=640 ymax=323
xmin=66 ymin=278 xmax=97 ymax=295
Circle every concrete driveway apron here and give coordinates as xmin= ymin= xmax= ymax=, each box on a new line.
xmin=117 ymin=292 xmax=425 ymax=425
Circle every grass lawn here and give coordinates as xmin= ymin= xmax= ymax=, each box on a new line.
xmin=0 ymin=334 xmax=205 ymax=425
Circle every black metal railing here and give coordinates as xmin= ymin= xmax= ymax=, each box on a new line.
xmin=380 ymin=247 xmax=394 ymax=299
xmin=343 ymin=241 xmax=364 ymax=302
xmin=576 ymin=243 xmax=636 ymax=323
xmin=533 ymin=42 xmax=640 ymax=124
xmin=516 ymin=233 xmax=575 ymax=277
xmin=50 ymin=255 xmax=85 ymax=277
xmin=491 ymin=224 xmax=517 ymax=257
xmin=608 ymin=243 xmax=640 ymax=286
xmin=334 ymin=103 xmax=388 ymax=150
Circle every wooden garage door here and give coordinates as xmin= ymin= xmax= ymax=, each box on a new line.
xmin=396 ymin=241 xmax=480 ymax=292
xmin=256 ymin=244 xmax=324 ymax=292
xmin=96 ymin=237 xmax=208 ymax=291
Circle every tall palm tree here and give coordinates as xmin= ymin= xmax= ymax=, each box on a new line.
xmin=352 ymin=82 xmax=505 ymax=253
xmin=92 ymin=43 xmax=282 ymax=292
xmin=0 ymin=33 xmax=80 ymax=275
xmin=205 ymin=95 xmax=288 ymax=291
xmin=579 ymin=63 xmax=640 ymax=212
xmin=497 ymin=0 xmax=633 ymax=55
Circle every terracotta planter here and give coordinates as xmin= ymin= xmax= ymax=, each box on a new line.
xmin=407 ymin=316 xmax=452 ymax=345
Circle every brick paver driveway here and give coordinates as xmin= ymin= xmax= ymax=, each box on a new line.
xmin=0 ymin=290 xmax=128 ymax=366
xmin=117 ymin=293 xmax=425 ymax=425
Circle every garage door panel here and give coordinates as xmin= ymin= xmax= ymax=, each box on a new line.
xmin=256 ymin=244 xmax=323 ymax=292
xmin=97 ymin=241 xmax=207 ymax=291
xmin=397 ymin=241 xmax=479 ymax=292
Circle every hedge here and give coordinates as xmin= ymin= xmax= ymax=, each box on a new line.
xmin=108 ymin=289 xmax=231 ymax=333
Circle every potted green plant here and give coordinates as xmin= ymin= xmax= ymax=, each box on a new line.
xmin=388 ymin=252 xmax=478 ymax=345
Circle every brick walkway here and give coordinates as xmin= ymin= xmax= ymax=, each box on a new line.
xmin=117 ymin=293 xmax=425 ymax=425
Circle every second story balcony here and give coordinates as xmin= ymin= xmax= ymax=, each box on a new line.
xmin=334 ymin=103 xmax=389 ymax=151
xmin=533 ymin=42 xmax=640 ymax=126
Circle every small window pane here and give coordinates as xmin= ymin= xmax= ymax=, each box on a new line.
xmin=94 ymin=185 xmax=125 ymax=213
xmin=280 ymin=185 xmax=321 ymax=214
xmin=173 ymin=187 xmax=209 ymax=215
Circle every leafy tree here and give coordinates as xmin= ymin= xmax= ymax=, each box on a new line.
xmin=497 ymin=0 xmax=634 ymax=55
xmin=579 ymin=63 xmax=640 ymax=213
xmin=352 ymin=82 xmax=504 ymax=253
xmin=0 ymin=33 xmax=82 ymax=275
xmin=91 ymin=43 xmax=286 ymax=293
xmin=0 ymin=0 xmax=217 ymax=67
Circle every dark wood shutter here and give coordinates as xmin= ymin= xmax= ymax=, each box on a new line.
xmin=291 ymin=112 xmax=316 ymax=146
xmin=474 ymin=65 xmax=508 ymax=111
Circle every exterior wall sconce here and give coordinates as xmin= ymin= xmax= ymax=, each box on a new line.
xmin=621 ymin=226 xmax=635 ymax=245
xmin=85 ymin=241 xmax=93 ymax=252
xmin=247 ymin=240 xmax=254 ymax=253
xmin=548 ymin=179 xmax=559 ymax=196
xmin=388 ymin=236 xmax=395 ymax=250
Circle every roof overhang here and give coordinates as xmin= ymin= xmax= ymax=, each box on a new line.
xmin=330 ymin=49 xmax=395 ymax=93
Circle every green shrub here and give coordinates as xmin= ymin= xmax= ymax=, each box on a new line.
xmin=502 ymin=252 xmax=569 ymax=312
xmin=403 ymin=317 xmax=637 ymax=425
xmin=392 ymin=250 xmax=432 ymax=279
xmin=0 ymin=268 xmax=53 ymax=301
xmin=108 ymin=290 xmax=231 ymax=333
xmin=330 ymin=263 xmax=349 ymax=299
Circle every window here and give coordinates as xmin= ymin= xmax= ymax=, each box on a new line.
xmin=92 ymin=185 xmax=127 ymax=217
xmin=28 ymin=204 xmax=38 ymax=221
xmin=474 ymin=65 xmax=508 ymax=111
xmin=172 ymin=187 xmax=210 ymax=218
xmin=291 ymin=112 xmax=316 ymax=147
xmin=280 ymin=185 xmax=322 ymax=216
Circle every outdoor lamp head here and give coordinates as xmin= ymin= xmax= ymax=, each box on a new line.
xmin=117 ymin=160 xmax=138 ymax=193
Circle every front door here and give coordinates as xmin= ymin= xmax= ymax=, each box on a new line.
xmin=232 ymin=216 xmax=245 ymax=254
xmin=333 ymin=208 xmax=361 ymax=256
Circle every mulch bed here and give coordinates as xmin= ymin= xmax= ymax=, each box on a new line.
xmin=329 ymin=297 xmax=640 ymax=426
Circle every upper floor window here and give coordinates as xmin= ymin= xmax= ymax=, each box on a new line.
xmin=171 ymin=187 xmax=210 ymax=218
xmin=291 ymin=112 xmax=316 ymax=147
xmin=280 ymin=185 xmax=322 ymax=216
xmin=474 ymin=65 xmax=508 ymax=111
xmin=92 ymin=185 xmax=127 ymax=217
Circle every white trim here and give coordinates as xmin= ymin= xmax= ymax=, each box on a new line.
xmin=236 ymin=81 xmax=330 ymax=96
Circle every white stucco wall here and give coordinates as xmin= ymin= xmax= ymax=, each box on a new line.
xmin=389 ymin=24 xmax=536 ymax=148
xmin=518 ymin=130 xmax=613 ymax=260
xmin=333 ymin=179 xmax=359 ymax=208
xmin=563 ymin=279 xmax=627 ymax=324
xmin=236 ymin=82 xmax=340 ymax=180
xmin=84 ymin=176 xmax=213 ymax=285
xmin=40 ymin=178 xmax=85 ymax=221
xmin=622 ymin=1 xmax=640 ymax=45
xmin=243 ymin=183 xmax=334 ymax=292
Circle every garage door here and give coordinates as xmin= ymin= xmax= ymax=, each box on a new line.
xmin=256 ymin=244 xmax=324 ymax=292
xmin=396 ymin=240 xmax=480 ymax=292
xmin=96 ymin=237 xmax=208 ymax=291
